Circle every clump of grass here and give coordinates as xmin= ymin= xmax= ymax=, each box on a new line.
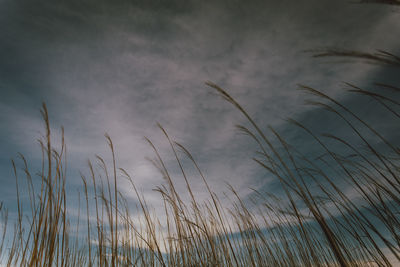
xmin=357 ymin=0 xmax=400 ymax=6
xmin=308 ymin=49 xmax=400 ymax=67
xmin=1 ymin=2 xmax=399 ymax=265
xmin=1 ymin=77 xmax=398 ymax=266
xmin=206 ymin=81 xmax=400 ymax=266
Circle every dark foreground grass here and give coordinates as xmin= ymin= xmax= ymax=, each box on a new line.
xmin=1 ymin=2 xmax=400 ymax=265
xmin=0 ymin=79 xmax=399 ymax=266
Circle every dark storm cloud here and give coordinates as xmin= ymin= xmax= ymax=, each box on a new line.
xmin=0 ymin=0 xmax=399 ymax=211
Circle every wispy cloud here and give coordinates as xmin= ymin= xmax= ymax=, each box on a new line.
xmin=1 ymin=0 xmax=399 ymax=212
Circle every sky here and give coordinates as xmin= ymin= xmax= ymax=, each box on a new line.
xmin=0 ymin=0 xmax=399 ymax=222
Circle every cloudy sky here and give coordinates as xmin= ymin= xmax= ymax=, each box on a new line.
xmin=0 ymin=0 xmax=399 ymax=217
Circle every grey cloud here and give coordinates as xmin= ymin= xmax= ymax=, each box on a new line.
xmin=1 ymin=0 xmax=399 ymax=212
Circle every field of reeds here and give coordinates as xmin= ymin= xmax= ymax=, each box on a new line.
xmin=0 ymin=78 xmax=399 ymax=266
xmin=1 ymin=1 xmax=399 ymax=267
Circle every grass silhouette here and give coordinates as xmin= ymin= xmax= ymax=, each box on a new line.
xmin=1 ymin=1 xmax=399 ymax=266
xmin=1 ymin=78 xmax=399 ymax=266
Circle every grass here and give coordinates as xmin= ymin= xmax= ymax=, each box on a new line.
xmin=1 ymin=2 xmax=399 ymax=266
xmin=0 ymin=79 xmax=399 ymax=266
